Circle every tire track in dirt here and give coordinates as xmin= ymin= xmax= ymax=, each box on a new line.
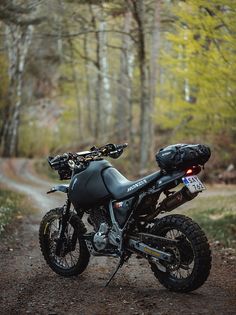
xmin=0 ymin=158 xmax=235 ymax=315
xmin=0 ymin=158 xmax=63 ymax=211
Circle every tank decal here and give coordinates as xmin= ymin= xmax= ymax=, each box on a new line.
xmin=71 ymin=178 xmax=78 ymax=190
xmin=127 ymin=179 xmax=147 ymax=192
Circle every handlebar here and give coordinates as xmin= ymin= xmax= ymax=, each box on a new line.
xmin=107 ymin=143 xmax=128 ymax=159
xmin=95 ymin=143 xmax=128 ymax=158
xmin=48 ymin=153 xmax=70 ymax=169
xmin=48 ymin=143 xmax=128 ymax=171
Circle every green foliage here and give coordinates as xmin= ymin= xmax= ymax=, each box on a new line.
xmin=19 ymin=122 xmax=56 ymax=157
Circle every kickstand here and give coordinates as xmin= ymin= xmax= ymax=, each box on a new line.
xmin=104 ymin=257 xmax=124 ymax=288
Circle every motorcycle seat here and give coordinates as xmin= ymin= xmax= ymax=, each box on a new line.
xmin=103 ymin=167 xmax=162 ymax=200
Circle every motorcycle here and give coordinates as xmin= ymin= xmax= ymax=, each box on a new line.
xmin=39 ymin=143 xmax=212 ymax=292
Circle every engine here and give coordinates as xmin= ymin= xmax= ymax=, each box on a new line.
xmin=93 ymin=223 xmax=109 ymax=251
xmin=88 ymin=206 xmax=111 ymax=231
xmin=87 ymin=206 xmax=112 ymax=252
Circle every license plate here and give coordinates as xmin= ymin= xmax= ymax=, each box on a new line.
xmin=182 ymin=176 xmax=206 ymax=193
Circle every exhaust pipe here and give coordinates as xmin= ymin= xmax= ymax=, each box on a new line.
xmin=159 ymin=186 xmax=198 ymax=212
xmin=145 ymin=186 xmax=198 ymax=222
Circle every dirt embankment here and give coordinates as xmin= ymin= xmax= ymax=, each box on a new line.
xmin=0 ymin=158 xmax=235 ymax=315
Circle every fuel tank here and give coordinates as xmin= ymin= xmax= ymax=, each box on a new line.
xmin=68 ymin=160 xmax=112 ymax=210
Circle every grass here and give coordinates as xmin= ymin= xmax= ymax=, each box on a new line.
xmin=182 ymin=192 xmax=236 ymax=248
xmin=188 ymin=207 xmax=236 ymax=248
xmin=0 ymin=188 xmax=32 ymax=236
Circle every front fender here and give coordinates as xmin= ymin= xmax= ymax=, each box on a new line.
xmin=47 ymin=184 xmax=69 ymax=194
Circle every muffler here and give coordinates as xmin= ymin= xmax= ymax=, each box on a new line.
xmin=159 ymin=186 xmax=198 ymax=212
xmin=145 ymin=186 xmax=198 ymax=222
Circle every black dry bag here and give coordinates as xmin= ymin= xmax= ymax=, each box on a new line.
xmin=156 ymin=144 xmax=211 ymax=171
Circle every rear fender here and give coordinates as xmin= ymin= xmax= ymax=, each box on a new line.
xmin=156 ymin=170 xmax=186 ymax=190
xmin=47 ymin=184 xmax=69 ymax=194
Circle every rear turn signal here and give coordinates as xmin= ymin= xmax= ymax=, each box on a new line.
xmin=185 ymin=165 xmax=201 ymax=176
xmin=186 ymin=169 xmax=193 ymax=175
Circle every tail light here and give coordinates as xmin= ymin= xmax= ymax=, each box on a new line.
xmin=185 ymin=165 xmax=201 ymax=176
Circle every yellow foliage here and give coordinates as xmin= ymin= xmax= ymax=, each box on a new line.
xmin=158 ymin=0 xmax=236 ymax=146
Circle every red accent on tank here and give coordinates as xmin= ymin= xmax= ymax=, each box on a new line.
xmin=114 ymin=202 xmax=123 ymax=209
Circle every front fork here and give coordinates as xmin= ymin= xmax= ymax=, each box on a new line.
xmin=55 ymin=199 xmax=71 ymax=256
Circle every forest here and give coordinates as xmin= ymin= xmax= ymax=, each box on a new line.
xmin=0 ymin=2 xmax=236 ymax=313
xmin=0 ymin=0 xmax=236 ymax=175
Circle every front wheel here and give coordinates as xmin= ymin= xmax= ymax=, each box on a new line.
xmin=150 ymin=214 xmax=212 ymax=292
xmin=39 ymin=208 xmax=90 ymax=277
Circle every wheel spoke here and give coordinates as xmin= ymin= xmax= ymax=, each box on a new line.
xmin=69 ymin=252 xmax=76 ymax=266
xmin=163 ymin=228 xmax=195 ymax=280
xmin=51 ymin=221 xmax=58 ymax=230
xmin=46 ymin=218 xmax=81 ymax=270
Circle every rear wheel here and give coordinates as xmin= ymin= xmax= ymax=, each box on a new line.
xmin=39 ymin=208 xmax=90 ymax=277
xmin=150 ymin=214 xmax=211 ymax=292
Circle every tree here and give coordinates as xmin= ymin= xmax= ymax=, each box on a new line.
xmin=158 ymin=0 xmax=236 ymax=163
xmin=0 ymin=0 xmax=44 ymax=156
xmin=129 ymin=0 xmax=152 ymax=172
xmin=115 ymin=7 xmax=133 ymax=143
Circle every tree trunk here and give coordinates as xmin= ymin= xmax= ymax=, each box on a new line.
xmin=116 ymin=9 xmax=133 ymax=143
xmin=90 ymin=5 xmax=101 ymax=142
xmin=68 ymin=38 xmax=84 ymax=141
xmin=131 ymin=0 xmax=152 ymax=172
xmin=2 ymin=24 xmax=33 ymax=157
xmin=83 ymin=34 xmax=94 ymax=138
xmin=99 ymin=16 xmax=112 ymax=133
xmin=91 ymin=4 xmax=112 ymax=144
xmin=59 ymin=0 xmax=83 ymax=141
xmin=149 ymin=0 xmax=162 ymax=152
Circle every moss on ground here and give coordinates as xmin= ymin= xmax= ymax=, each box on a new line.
xmin=189 ymin=208 xmax=236 ymax=248
xmin=183 ymin=193 xmax=236 ymax=248
xmin=0 ymin=188 xmax=32 ymax=236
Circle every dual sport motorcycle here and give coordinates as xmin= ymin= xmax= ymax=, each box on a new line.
xmin=39 ymin=143 xmax=212 ymax=292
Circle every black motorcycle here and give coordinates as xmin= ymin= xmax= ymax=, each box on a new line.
xmin=39 ymin=143 xmax=212 ymax=292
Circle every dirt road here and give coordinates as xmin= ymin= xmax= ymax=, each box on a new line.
xmin=0 ymin=159 xmax=235 ymax=315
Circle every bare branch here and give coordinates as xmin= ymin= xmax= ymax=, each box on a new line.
xmin=0 ymin=14 xmax=47 ymax=26
xmin=0 ymin=2 xmax=33 ymax=15
xmin=0 ymin=0 xmax=46 ymax=26
xmin=40 ymin=29 xmax=138 ymax=43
